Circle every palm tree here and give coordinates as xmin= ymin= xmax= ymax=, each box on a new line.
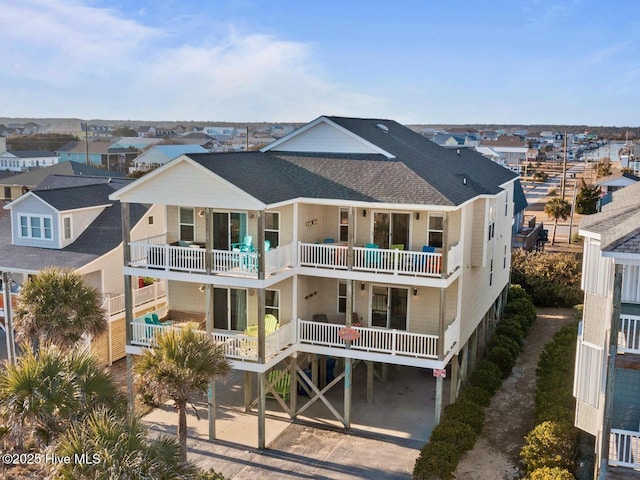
xmin=134 ymin=323 xmax=231 ymax=461
xmin=544 ymin=197 xmax=572 ymax=245
xmin=13 ymin=267 xmax=106 ymax=349
xmin=51 ymin=407 xmax=199 ymax=480
xmin=0 ymin=345 xmax=123 ymax=448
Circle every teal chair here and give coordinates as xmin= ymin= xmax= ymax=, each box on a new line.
xmin=365 ymin=243 xmax=380 ymax=268
xmin=232 ymin=235 xmax=253 ymax=252
xmin=151 ymin=312 xmax=172 ymax=326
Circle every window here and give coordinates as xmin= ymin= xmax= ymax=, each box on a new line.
xmin=265 ymin=212 xmax=279 ymax=248
xmin=503 ymin=245 xmax=507 ymax=269
xmin=266 ymin=289 xmax=280 ymax=319
xmin=63 ymin=216 xmax=72 ymax=240
xmin=18 ymin=214 xmax=52 ymax=240
xmin=338 ymin=280 xmax=347 ymax=313
xmin=3 ymin=187 xmax=10 ymax=200
xmin=428 ymin=214 xmax=443 ymax=248
xmin=489 ymin=259 xmax=493 ymax=286
xmin=148 ymin=215 xmax=154 ymax=225
xmin=488 ymin=205 xmax=496 ymax=241
xmin=179 ymin=207 xmax=195 ymax=241
xmin=339 ymin=208 xmax=349 ymax=243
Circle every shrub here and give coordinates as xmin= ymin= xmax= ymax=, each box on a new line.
xmin=413 ymin=440 xmax=459 ymax=480
xmin=488 ymin=334 xmax=521 ymax=358
xmin=197 ymin=469 xmax=228 ymax=480
xmin=458 ymin=385 xmax=492 ymax=408
xmin=511 ymin=250 xmax=582 ymax=307
xmin=520 ymin=421 xmax=578 ymax=474
xmin=429 ymin=419 xmax=477 ymax=453
xmin=508 ymin=284 xmax=533 ymax=303
xmin=442 ymin=401 xmax=485 ymax=434
xmin=505 ymin=312 xmax=534 ymax=335
xmin=495 ymin=320 xmax=525 ymax=345
xmin=468 ymin=359 xmax=503 ymax=396
xmin=528 ymin=466 xmax=576 ymax=480
xmin=504 ymin=298 xmax=537 ymax=327
xmin=487 ymin=345 xmax=516 ymax=379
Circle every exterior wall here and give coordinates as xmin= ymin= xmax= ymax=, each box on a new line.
xmin=10 ymin=196 xmax=59 ymax=248
xmin=130 ymin=204 xmax=166 ymax=242
xmin=270 ymin=121 xmax=382 ymax=155
xmin=470 ymin=199 xmax=487 ymax=267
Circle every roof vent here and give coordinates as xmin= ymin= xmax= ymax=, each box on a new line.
xmin=456 ymin=149 xmax=461 ymax=156
xmin=376 ymin=123 xmax=389 ymax=133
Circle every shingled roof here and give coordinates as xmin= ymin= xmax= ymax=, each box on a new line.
xmin=185 ymin=116 xmax=518 ymax=207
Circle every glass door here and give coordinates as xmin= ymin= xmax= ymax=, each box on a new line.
xmin=213 ymin=212 xmax=247 ymax=250
xmin=213 ymin=287 xmax=247 ymax=331
xmin=373 ymin=212 xmax=409 ymax=249
xmin=370 ymin=286 xmax=407 ymax=330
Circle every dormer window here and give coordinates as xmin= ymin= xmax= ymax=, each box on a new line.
xmin=19 ymin=214 xmax=53 ymax=240
xmin=63 ymin=216 xmax=72 ymax=240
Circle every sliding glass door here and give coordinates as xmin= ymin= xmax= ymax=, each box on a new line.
xmin=371 ymin=286 xmax=408 ymax=330
xmin=373 ymin=212 xmax=410 ymax=249
xmin=213 ymin=287 xmax=247 ymax=331
xmin=212 ymin=212 xmax=247 ymax=250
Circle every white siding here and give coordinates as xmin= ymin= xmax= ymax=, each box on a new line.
xmin=269 ymin=122 xmax=385 ymax=155
xmin=582 ymin=238 xmax=612 ymax=297
xmin=622 ymin=265 xmax=640 ymax=304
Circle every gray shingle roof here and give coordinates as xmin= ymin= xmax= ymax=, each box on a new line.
xmin=186 ymin=117 xmax=518 ymax=207
xmin=8 ymin=150 xmax=57 ymax=158
xmin=0 ymin=162 xmax=124 ymax=188
xmin=35 ymin=174 xmax=133 ymax=191
xmin=33 ymin=183 xmax=114 ymax=211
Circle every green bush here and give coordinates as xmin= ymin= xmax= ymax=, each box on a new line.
xmin=487 ymin=345 xmax=516 ymax=379
xmin=442 ymin=401 xmax=485 ymax=434
xmin=504 ymin=298 xmax=537 ymax=329
xmin=511 ymin=250 xmax=582 ymax=307
xmin=495 ymin=321 xmax=525 ymax=346
xmin=505 ymin=312 xmax=534 ymax=335
xmin=468 ymin=359 xmax=503 ymax=396
xmin=457 ymin=384 xmax=492 ymax=407
xmin=413 ymin=440 xmax=459 ymax=480
xmin=488 ymin=334 xmax=521 ymax=358
xmin=429 ymin=419 xmax=476 ymax=453
xmin=197 ymin=469 xmax=228 ymax=480
xmin=520 ymin=421 xmax=578 ymax=474
xmin=528 ymin=466 xmax=576 ymax=480
xmin=508 ymin=284 xmax=532 ymax=303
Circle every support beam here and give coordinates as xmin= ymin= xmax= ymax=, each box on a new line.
xmin=244 ymin=371 xmax=252 ymax=412
xmin=2 ymin=271 xmax=16 ymax=365
xmin=367 ymin=361 xmax=374 ymax=404
xmin=450 ymin=354 xmax=459 ymax=404
xmin=120 ymin=201 xmax=135 ymax=413
xmin=258 ymin=371 xmax=266 ymax=449
xmin=435 ymin=375 xmax=444 ymax=425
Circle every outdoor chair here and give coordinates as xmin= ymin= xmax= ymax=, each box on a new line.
xmin=365 ymin=243 xmax=380 ymax=268
xmin=265 ymin=314 xmax=279 ymax=334
xmin=151 ymin=312 xmax=172 ymax=326
xmin=231 ymin=235 xmax=253 ymax=252
xmin=266 ymin=369 xmax=291 ymax=401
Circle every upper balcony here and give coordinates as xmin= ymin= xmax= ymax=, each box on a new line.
xmin=127 ymin=235 xmax=462 ymax=282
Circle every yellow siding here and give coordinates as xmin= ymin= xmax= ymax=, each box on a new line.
xmin=470 ymin=199 xmax=486 ymax=267
xmin=91 ymin=331 xmax=110 ymax=366
xmin=110 ymin=318 xmax=126 ymax=362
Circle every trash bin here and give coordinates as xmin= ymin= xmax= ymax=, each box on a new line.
xmin=326 ymin=357 xmax=337 ymax=383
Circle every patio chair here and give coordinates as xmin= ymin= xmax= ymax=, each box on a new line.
xmin=365 ymin=243 xmax=380 ymax=268
xmin=265 ymin=314 xmax=279 ymax=334
xmin=266 ymin=369 xmax=291 ymax=401
xmin=151 ymin=312 xmax=172 ymax=326
xmin=390 ymin=243 xmax=404 ymax=250
xmin=231 ymin=235 xmax=253 ymax=252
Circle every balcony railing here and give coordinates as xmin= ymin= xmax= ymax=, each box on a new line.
xmin=610 ymin=429 xmax=640 ymax=468
xmin=128 ymin=236 xmax=295 ymax=278
xmin=619 ymin=315 xmax=640 ymax=354
xmin=130 ymin=317 xmax=451 ymax=363
xmin=102 ymin=279 xmax=168 ymax=319
xmin=298 ymin=242 xmax=461 ymax=278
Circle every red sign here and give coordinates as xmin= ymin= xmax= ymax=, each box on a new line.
xmin=433 ymin=368 xmax=446 ymax=378
xmin=338 ymin=327 xmax=361 ymax=341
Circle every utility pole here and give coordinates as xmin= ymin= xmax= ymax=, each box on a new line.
xmin=568 ymin=181 xmax=578 ymax=244
xmin=83 ymin=122 xmax=90 ymax=166
xmin=561 ymin=131 xmax=568 ymax=201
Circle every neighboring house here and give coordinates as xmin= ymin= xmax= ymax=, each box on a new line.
xmin=202 ymin=126 xmax=236 ymax=142
xmin=482 ymin=137 xmax=528 ymax=173
xmin=0 ymin=162 xmax=124 ymax=201
xmin=110 ymin=115 xmax=523 ymax=447
xmin=42 ymin=120 xmax=85 ymax=137
xmin=575 ymin=180 xmax=640 ymax=478
xmin=110 ymin=137 xmax=163 ymax=150
xmin=475 ymin=146 xmax=505 ymax=166
xmin=0 ymin=179 xmax=167 ymax=366
xmin=431 ymin=133 xmax=477 ymax=147
xmin=0 ymin=150 xmax=59 ymax=172
xmin=131 ymin=144 xmax=207 ymax=172
xmin=596 ymin=172 xmax=640 ymax=196
xmin=56 ymin=141 xmax=138 ymax=170
xmin=174 ymin=132 xmax=219 ymax=150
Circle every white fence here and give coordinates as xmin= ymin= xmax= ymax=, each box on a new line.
xmin=610 ymin=429 xmax=640 ymax=468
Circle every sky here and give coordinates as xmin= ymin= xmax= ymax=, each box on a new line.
xmin=1 ymin=0 xmax=639 ymax=126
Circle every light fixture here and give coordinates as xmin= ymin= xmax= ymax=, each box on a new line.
xmin=249 ymin=289 xmax=255 ymax=296
xmin=198 ymin=209 xmax=205 ymax=217
xmin=415 ymin=212 xmax=420 ymax=220
xmin=413 ymin=288 xmax=418 ymax=296
xmin=362 ymin=209 xmax=367 ymax=217
xmin=198 ymin=284 xmax=205 ymax=293
xmin=361 ymin=282 xmax=366 ymax=291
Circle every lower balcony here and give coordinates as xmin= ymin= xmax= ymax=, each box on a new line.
xmin=619 ymin=315 xmax=640 ymax=354
xmin=610 ymin=429 xmax=640 ymax=470
xmin=130 ymin=316 xmax=460 ymax=368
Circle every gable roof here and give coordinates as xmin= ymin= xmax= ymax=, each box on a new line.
xmin=0 ymin=182 xmax=147 ymax=272
xmin=0 ymin=162 xmax=124 ymax=188
xmin=8 ymin=150 xmax=57 ymax=158
xmin=35 ymin=174 xmax=133 ymax=191
xmin=114 ymin=116 xmax=518 ymax=208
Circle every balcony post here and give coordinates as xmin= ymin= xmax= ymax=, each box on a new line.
xmin=599 ymin=263 xmax=623 ymax=478
xmin=257 ymin=210 xmax=266 ymax=449
xmin=441 ymin=212 xmax=449 ymax=278
xmin=2 ymin=271 xmax=16 ymax=365
xmin=120 ymin=201 xmax=135 ymax=413
xmin=344 ymin=206 xmax=355 ymax=429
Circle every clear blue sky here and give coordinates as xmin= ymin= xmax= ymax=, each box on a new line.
xmin=2 ymin=0 xmax=639 ymax=125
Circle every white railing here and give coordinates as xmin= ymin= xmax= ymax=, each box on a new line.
xmin=102 ymin=280 xmax=168 ymax=319
xmin=129 ymin=240 xmax=293 ymax=278
xmin=619 ymin=315 xmax=640 ymax=354
xmin=447 ymin=243 xmax=462 ymax=275
xmin=299 ymin=243 xmax=348 ymax=270
xmin=610 ymin=429 xmax=640 ymax=468
xmin=444 ymin=316 xmax=460 ymax=355
xmin=132 ymin=321 xmax=296 ymax=362
xmin=297 ymin=320 xmax=439 ymax=359
xmin=131 ymin=318 xmax=439 ymax=361
xmin=0 ymin=292 xmax=19 ymax=317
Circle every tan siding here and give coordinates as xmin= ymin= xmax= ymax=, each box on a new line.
xmin=110 ymin=317 xmax=126 ymax=362
xmin=115 ymin=159 xmax=264 ymax=210
xmin=90 ymin=331 xmax=110 ymax=366
xmin=297 ymin=204 xmax=325 ymax=243
xmin=470 ymin=199 xmax=487 ymax=267
xmin=575 ymin=400 xmax=599 ymax=436
xmin=583 ymin=294 xmax=608 ymax=346
xmin=274 ymin=205 xmax=293 ymax=246
xmin=168 ymin=281 xmax=206 ymax=315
